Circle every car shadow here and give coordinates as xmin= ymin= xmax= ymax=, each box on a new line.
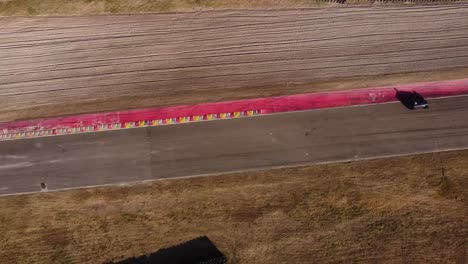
xmin=394 ymin=88 xmax=427 ymax=110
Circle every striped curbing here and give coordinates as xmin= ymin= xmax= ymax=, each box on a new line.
xmin=0 ymin=110 xmax=260 ymax=141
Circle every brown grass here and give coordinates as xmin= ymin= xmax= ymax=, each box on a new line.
xmin=0 ymin=150 xmax=467 ymax=263
xmin=0 ymin=0 xmax=465 ymax=16
xmin=0 ymin=0 xmax=315 ymax=16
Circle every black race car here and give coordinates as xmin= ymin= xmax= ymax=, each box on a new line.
xmin=394 ymin=89 xmax=429 ymax=110
xmin=411 ymin=92 xmax=429 ymax=109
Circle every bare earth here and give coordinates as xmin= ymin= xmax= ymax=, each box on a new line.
xmin=1 ymin=5 xmax=468 ymax=121
xmin=0 ymin=150 xmax=466 ymax=263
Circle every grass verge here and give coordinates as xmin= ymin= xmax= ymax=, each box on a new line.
xmin=0 ymin=0 xmax=466 ymax=16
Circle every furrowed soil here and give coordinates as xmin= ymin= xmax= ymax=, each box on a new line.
xmin=1 ymin=4 xmax=468 ymax=122
xmin=0 ymin=150 xmax=466 ymax=263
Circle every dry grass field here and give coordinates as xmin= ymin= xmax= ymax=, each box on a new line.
xmin=0 ymin=0 xmax=375 ymax=16
xmin=1 ymin=0 xmax=466 ymax=16
xmin=0 ymin=150 xmax=466 ymax=263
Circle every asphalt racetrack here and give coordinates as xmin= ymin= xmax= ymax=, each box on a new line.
xmin=1 ymin=96 xmax=468 ymax=195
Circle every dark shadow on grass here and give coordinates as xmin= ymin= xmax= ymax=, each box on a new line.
xmin=105 ymin=236 xmax=226 ymax=264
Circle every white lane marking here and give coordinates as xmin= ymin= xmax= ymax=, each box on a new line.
xmin=1 ymin=155 xmax=27 ymax=159
xmin=0 ymin=162 xmax=34 ymax=170
xmin=46 ymin=159 xmax=63 ymax=164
